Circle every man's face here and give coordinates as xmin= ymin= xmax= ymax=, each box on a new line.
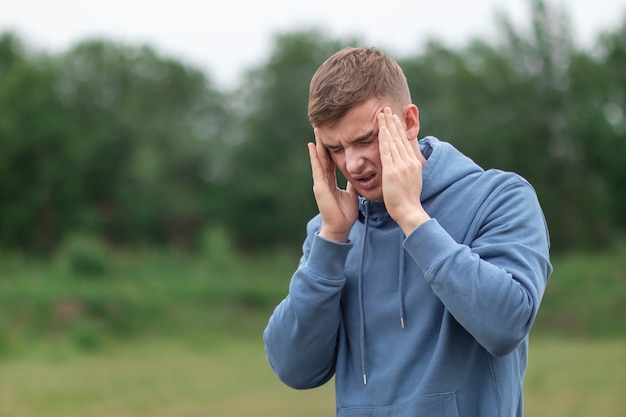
xmin=315 ymin=97 xmax=389 ymax=202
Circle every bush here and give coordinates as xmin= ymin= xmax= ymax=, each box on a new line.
xmin=54 ymin=234 xmax=111 ymax=278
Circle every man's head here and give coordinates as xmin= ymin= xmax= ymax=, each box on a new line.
xmin=308 ymin=47 xmax=411 ymax=129
xmin=308 ymin=47 xmax=421 ymax=202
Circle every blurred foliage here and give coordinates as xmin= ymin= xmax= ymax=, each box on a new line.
xmin=0 ymin=0 xmax=625 ymax=255
xmin=0 ymin=242 xmax=298 ymax=354
xmin=535 ymin=242 xmax=626 ymax=338
xmin=216 ymin=31 xmax=348 ymax=248
xmin=0 ymin=240 xmax=623 ymax=356
xmin=401 ymin=0 xmax=625 ymax=251
xmin=0 ymin=33 xmax=231 ymax=254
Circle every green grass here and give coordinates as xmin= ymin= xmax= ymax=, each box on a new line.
xmin=524 ymin=337 xmax=626 ymax=417
xmin=533 ymin=243 xmax=626 ymax=337
xmin=0 ymin=339 xmax=335 ymax=417
xmin=0 ymin=241 xmax=296 ymax=353
xmin=0 ymin=238 xmax=625 ymax=415
xmin=0 ymin=337 xmax=623 ymax=417
xmin=1 ymin=240 xmax=625 ymax=353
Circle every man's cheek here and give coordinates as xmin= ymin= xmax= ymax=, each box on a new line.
xmin=332 ymin=157 xmax=349 ymax=182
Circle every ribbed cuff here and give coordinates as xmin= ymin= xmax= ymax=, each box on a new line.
xmin=304 ymin=233 xmax=353 ymax=280
xmin=403 ymin=219 xmax=457 ymax=279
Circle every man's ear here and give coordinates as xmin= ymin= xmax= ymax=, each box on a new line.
xmin=402 ymin=104 xmax=420 ymax=140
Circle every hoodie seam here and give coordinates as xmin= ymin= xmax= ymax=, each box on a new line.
xmin=420 ymin=242 xmax=458 ymax=285
xmin=465 ymin=174 xmax=530 ymax=245
xmin=299 ymin=268 xmax=347 ymax=284
xmin=487 ymin=353 xmax=502 ymax=416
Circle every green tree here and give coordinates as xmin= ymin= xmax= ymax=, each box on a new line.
xmin=0 ymin=34 xmax=81 ymax=252
xmin=570 ymin=17 xmax=626 ymax=233
xmin=52 ymin=39 xmax=229 ymax=249
xmin=0 ymin=35 xmax=230 ymax=253
xmin=401 ymin=0 xmax=619 ymax=251
xmin=3 ymin=0 xmax=626 ymax=255
xmin=219 ymin=30 xmax=348 ymax=248
xmin=0 ymin=32 xmax=24 ymax=71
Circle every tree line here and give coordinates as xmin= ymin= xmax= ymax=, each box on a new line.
xmin=1 ymin=0 xmax=625 ymax=256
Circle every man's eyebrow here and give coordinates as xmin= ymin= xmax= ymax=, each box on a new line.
xmin=352 ymin=129 xmax=377 ymax=143
xmin=323 ymin=129 xmax=377 ymax=150
xmin=324 ymin=142 xmax=343 ymax=150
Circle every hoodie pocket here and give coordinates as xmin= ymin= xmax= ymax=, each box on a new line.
xmin=338 ymin=391 xmax=459 ymax=417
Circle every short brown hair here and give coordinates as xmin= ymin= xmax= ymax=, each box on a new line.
xmin=308 ymin=47 xmax=411 ymax=128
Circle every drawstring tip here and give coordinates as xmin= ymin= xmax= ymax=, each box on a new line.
xmin=363 ymin=374 xmax=367 ymax=385
xmin=400 ymin=317 xmax=405 ymax=329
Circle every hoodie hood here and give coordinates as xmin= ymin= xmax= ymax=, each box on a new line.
xmin=356 ymin=136 xmax=483 ymax=219
xmin=418 ymin=136 xmax=483 ymax=201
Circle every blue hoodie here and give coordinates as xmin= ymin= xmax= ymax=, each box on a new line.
xmin=264 ymin=137 xmax=552 ymax=417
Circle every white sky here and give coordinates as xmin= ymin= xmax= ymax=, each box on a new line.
xmin=1 ymin=0 xmax=624 ymax=88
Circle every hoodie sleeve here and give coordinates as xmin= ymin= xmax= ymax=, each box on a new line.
xmin=263 ymin=218 xmax=352 ymax=389
xmin=404 ymin=178 xmax=552 ymax=357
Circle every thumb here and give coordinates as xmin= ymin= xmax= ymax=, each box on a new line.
xmin=346 ymin=181 xmax=358 ymax=199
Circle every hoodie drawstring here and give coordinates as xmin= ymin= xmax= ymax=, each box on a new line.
xmin=358 ymin=201 xmax=370 ymax=385
xmin=357 ymin=200 xmax=405 ymax=385
xmin=357 ymin=201 xmax=408 ymax=386
xmin=399 ymin=233 xmax=406 ymax=329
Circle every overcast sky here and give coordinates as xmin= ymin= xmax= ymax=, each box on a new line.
xmin=1 ymin=0 xmax=624 ymax=88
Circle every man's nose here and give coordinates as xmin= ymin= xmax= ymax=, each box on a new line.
xmin=345 ymin=148 xmax=365 ymax=174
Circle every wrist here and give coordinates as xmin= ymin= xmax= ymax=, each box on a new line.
xmin=319 ymin=227 xmax=350 ymax=243
xmin=398 ymin=210 xmax=431 ymax=236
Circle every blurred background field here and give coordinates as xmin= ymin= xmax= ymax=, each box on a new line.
xmin=0 ymin=338 xmax=623 ymax=417
xmin=0 ymin=241 xmax=625 ymax=416
xmin=1 ymin=0 xmax=625 ymax=415
xmin=1 ymin=235 xmax=624 ymax=354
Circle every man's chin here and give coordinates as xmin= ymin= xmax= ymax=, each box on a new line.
xmin=356 ymin=188 xmax=383 ymax=202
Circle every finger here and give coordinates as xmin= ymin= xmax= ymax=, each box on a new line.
xmin=313 ymin=128 xmax=335 ymax=173
xmin=346 ymin=180 xmax=357 ymax=198
xmin=383 ymin=108 xmax=410 ymax=160
xmin=313 ymin=129 xmax=339 ymax=190
xmin=392 ymin=113 xmax=415 ymax=157
xmin=307 ymin=141 xmax=318 ymax=167
xmin=308 ymin=142 xmax=324 ymax=183
xmin=378 ymin=112 xmax=394 ymax=164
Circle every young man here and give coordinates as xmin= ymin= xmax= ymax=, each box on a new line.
xmin=264 ymin=47 xmax=552 ymax=417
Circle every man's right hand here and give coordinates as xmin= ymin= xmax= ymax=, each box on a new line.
xmin=308 ymin=129 xmax=359 ymax=243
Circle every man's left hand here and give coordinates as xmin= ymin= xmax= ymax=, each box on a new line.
xmin=378 ymin=107 xmax=430 ymax=235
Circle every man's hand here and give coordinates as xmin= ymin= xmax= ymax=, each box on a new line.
xmin=378 ymin=107 xmax=430 ymax=235
xmin=308 ymin=129 xmax=359 ymax=243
